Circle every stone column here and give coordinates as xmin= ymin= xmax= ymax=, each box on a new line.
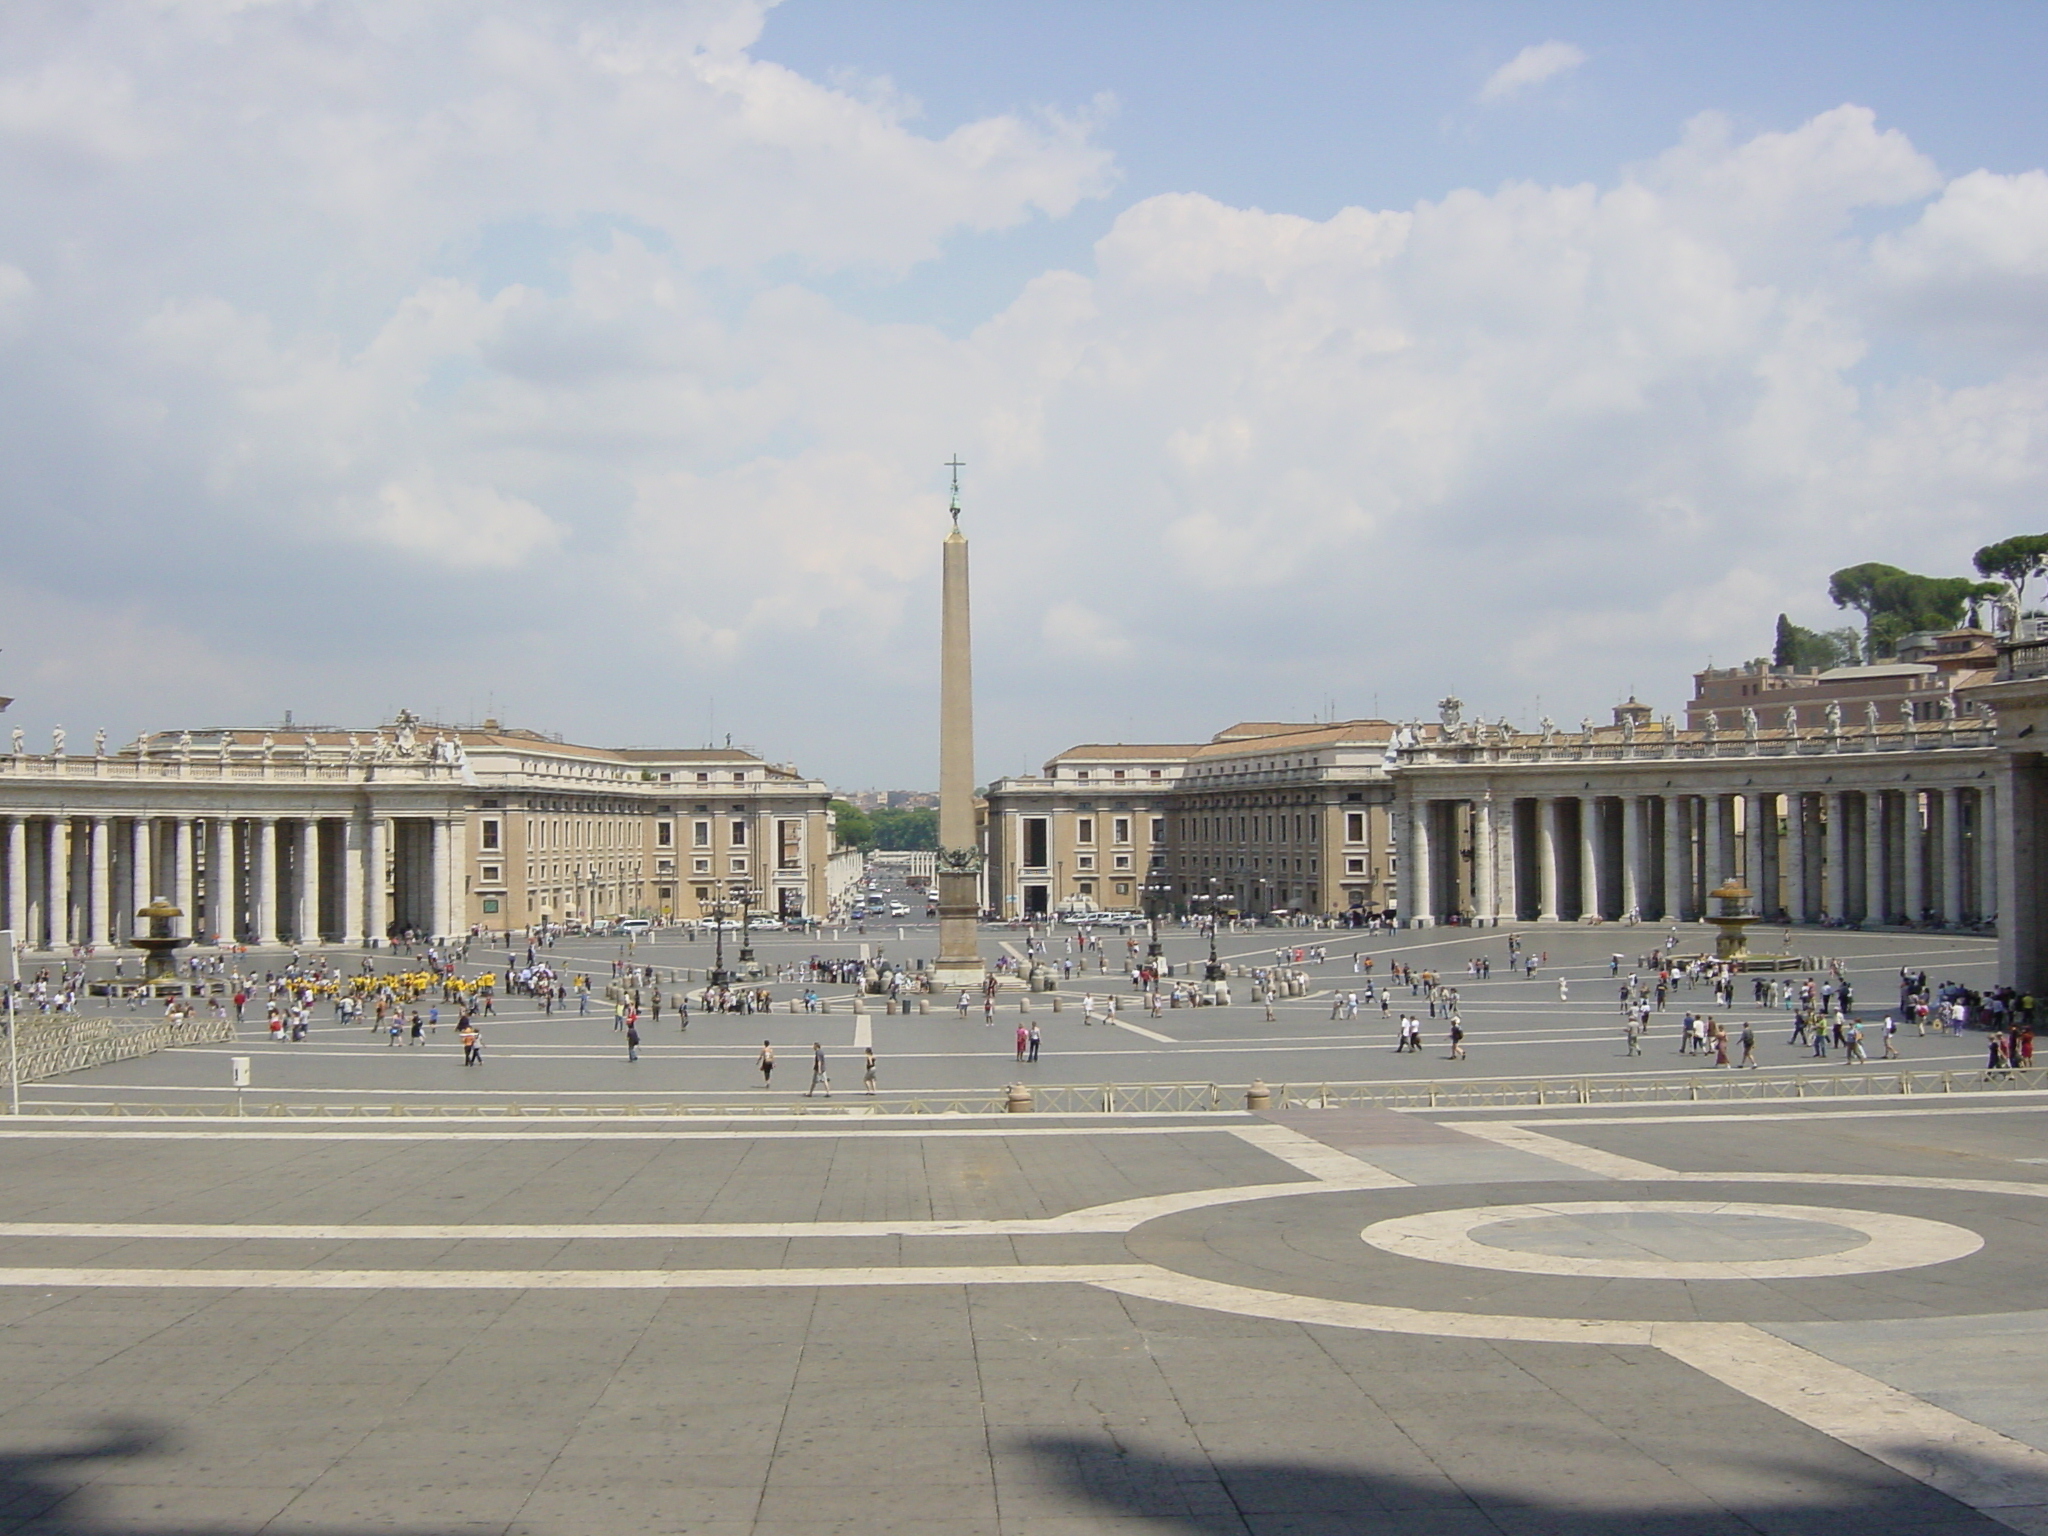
xmin=436 ymin=815 xmax=465 ymax=939
xmin=296 ymin=819 xmax=320 ymax=944
xmin=366 ymin=815 xmax=388 ymax=944
xmin=3 ymin=816 xmax=24 ymax=940
xmin=87 ymin=817 xmax=111 ymax=946
xmin=1620 ymin=795 xmax=1642 ymax=921
xmin=45 ymin=818 xmax=69 ymax=949
xmin=1473 ymin=796 xmax=1497 ymax=925
xmin=1661 ymin=796 xmax=1687 ymax=922
xmin=1862 ymin=790 xmax=1887 ymax=925
xmin=1977 ymin=786 xmax=1997 ymax=921
xmin=1823 ymin=791 xmax=1848 ymax=922
xmin=1786 ymin=794 xmax=1809 ymax=925
xmin=1537 ymin=798 xmax=1561 ymax=922
xmin=1941 ymin=787 xmax=1966 ymax=926
xmin=173 ymin=818 xmax=196 ymax=928
xmin=253 ymin=816 xmax=279 ymax=946
xmin=208 ymin=819 xmax=234 ymax=943
xmin=1578 ymin=798 xmax=1600 ymax=921
xmin=1409 ymin=801 xmax=1434 ymax=927
xmin=1710 ymin=794 xmax=1736 ymax=886
xmin=1902 ymin=790 xmax=1925 ymax=926
xmin=1743 ymin=793 xmax=1769 ymax=913
xmin=131 ymin=817 xmax=154 ymax=908
xmin=1391 ymin=802 xmax=1414 ymax=925
xmin=341 ymin=812 xmax=365 ymax=946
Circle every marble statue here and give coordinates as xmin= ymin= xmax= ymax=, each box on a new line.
xmin=1539 ymin=716 xmax=1557 ymax=744
xmin=1784 ymin=705 xmax=1800 ymax=737
xmin=9 ymin=728 xmax=22 ymax=756
xmin=177 ymin=730 xmax=193 ymax=758
xmin=1865 ymin=699 xmax=1881 ymax=731
xmin=1825 ymin=701 xmax=1842 ymax=733
xmin=92 ymin=728 xmax=106 ymax=756
xmin=346 ymin=734 xmax=361 ymax=765
xmin=1742 ymin=707 xmax=1759 ymax=737
xmin=51 ymin=726 xmax=64 ymax=755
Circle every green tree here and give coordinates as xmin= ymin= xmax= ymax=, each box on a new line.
xmin=1973 ymin=534 xmax=2048 ymax=631
xmin=830 ymin=800 xmax=875 ymax=851
xmin=869 ymin=807 xmax=939 ymax=851
xmin=1772 ymin=614 xmax=1861 ymax=670
xmin=1828 ymin=563 xmax=2001 ymax=659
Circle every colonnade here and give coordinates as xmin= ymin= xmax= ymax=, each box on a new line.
xmin=1398 ymin=782 xmax=1996 ymax=929
xmin=0 ymin=811 xmax=465 ymax=951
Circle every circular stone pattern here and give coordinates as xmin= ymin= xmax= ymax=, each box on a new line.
xmin=1360 ymin=1200 xmax=1983 ymax=1280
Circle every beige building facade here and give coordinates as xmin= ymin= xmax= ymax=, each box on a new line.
xmin=982 ymin=723 xmax=1401 ymax=920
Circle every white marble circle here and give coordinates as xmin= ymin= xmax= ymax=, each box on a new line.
xmin=1360 ymin=1200 xmax=1983 ymax=1279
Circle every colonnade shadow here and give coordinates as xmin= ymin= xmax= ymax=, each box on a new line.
xmin=1016 ymin=1431 xmax=2013 ymax=1535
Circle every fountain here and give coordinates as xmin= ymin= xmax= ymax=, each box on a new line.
xmin=131 ymin=896 xmax=191 ymax=982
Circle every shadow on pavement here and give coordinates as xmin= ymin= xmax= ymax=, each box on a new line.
xmin=1018 ymin=1430 xmax=2018 ymax=1534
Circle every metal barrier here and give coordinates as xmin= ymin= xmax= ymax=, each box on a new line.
xmin=17 ymin=1064 xmax=2048 ymax=1118
xmin=8 ymin=1015 xmax=236 ymax=1084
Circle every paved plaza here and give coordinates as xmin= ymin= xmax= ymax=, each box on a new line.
xmin=1 ymin=922 xmax=2041 ymax=1533
xmin=21 ymin=921 xmax=2007 ymax=1112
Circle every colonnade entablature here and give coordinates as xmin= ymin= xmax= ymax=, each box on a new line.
xmin=1385 ymin=724 xmax=1999 ymax=931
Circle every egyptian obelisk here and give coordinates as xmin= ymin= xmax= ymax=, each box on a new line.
xmin=931 ymin=457 xmax=986 ymax=987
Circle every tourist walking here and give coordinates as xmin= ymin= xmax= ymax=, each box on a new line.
xmin=625 ymin=1022 xmax=640 ymax=1063
xmin=757 ymin=1041 xmax=775 ymax=1087
xmin=1027 ymin=1023 xmax=1041 ymax=1062
xmin=807 ymin=1042 xmax=830 ymax=1097
xmin=862 ymin=1046 xmax=877 ymax=1094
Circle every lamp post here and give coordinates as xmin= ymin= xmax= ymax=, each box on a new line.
xmin=737 ymin=885 xmax=757 ymax=967
xmin=1140 ymin=878 xmax=1170 ymax=967
xmin=708 ymin=891 xmax=732 ymax=988
xmin=1197 ymin=879 xmax=1227 ymax=982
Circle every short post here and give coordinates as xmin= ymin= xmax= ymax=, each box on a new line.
xmin=919 ymin=998 xmax=929 ymax=1015
xmin=1005 ymin=1082 xmax=1033 ymax=1113
xmin=1245 ymin=1078 xmax=1271 ymax=1111
xmin=230 ymin=1055 xmax=251 ymax=1118
xmin=1052 ymin=996 xmax=1062 ymax=1013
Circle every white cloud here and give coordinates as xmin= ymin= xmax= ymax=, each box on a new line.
xmin=1479 ymin=41 xmax=1586 ymax=103
xmin=0 ymin=3 xmax=2043 ymax=785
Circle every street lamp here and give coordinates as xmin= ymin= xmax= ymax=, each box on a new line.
xmin=1196 ymin=878 xmax=1227 ymax=982
xmin=737 ymin=884 xmax=757 ymax=966
xmin=707 ymin=891 xmax=732 ymax=988
xmin=1139 ymin=878 xmax=1171 ymax=966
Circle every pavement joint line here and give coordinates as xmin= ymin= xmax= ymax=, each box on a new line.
xmin=1108 ymin=1017 xmax=1176 ymax=1043
xmin=0 ymin=1262 xmax=1166 ymax=1290
xmin=1455 ymin=1121 xmax=1675 ymax=1179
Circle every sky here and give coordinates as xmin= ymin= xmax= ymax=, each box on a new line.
xmin=2 ymin=1 xmax=2046 ymax=789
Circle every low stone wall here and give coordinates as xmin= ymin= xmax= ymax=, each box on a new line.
xmin=6 ymin=1014 xmax=235 ymax=1082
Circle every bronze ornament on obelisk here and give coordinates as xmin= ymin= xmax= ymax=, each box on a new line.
xmin=931 ymin=456 xmax=986 ymax=988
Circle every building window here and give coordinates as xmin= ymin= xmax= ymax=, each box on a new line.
xmin=693 ymin=858 xmax=711 ymax=874
xmin=730 ymin=819 xmax=748 ymax=847
xmin=1347 ymin=857 xmax=1366 ymax=875
xmin=1023 ymin=817 xmax=1049 ymax=867
xmin=1150 ymin=817 xmax=1165 ymax=844
xmin=1077 ymin=881 xmax=1094 ymax=896
xmin=1114 ymin=882 xmax=1130 ymax=897
xmin=481 ymin=898 xmax=499 ymax=914
xmin=657 ymin=886 xmax=673 ymax=901
xmin=1113 ymin=770 xmax=1125 ymax=780
xmin=695 ymin=885 xmax=711 ymax=901
xmin=693 ymin=820 xmax=711 ymax=848
xmin=1077 ymin=770 xmax=1090 ymax=781
xmin=729 ymin=857 xmax=748 ymax=874
xmin=778 ymin=819 xmax=802 ymax=871
xmin=481 ymin=865 xmax=501 ymax=882
xmin=1076 ymin=854 xmax=1095 ymax=871
xmin=1112 ymin=817 xmax=1130 ymax=844
xmin=1346 ymin=812 xmax=1365 ymax=843
xmin=1112 ymin=854 xmax=1132 ymax=871
xmin=1076 ymin=817 xmax=1095 ymax=844
xmin=1150 ymin=769 xmax=1162 ymax=779
xmin=481 ymin=819 xmax=500 ymax=851
xmin=657 ymin=821 xmax=674 ymax=847
xmin=697 ymin=772 xmax=710 ymax=782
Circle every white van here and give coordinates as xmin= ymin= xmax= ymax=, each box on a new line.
xmin=618 ymin=918 xmax=653 ymax=937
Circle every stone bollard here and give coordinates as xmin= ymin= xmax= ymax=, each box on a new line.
xmin=1052 ymin=995 xmax=1063 ymax=1013
xmin=1245 ymin=1079 xmax=1271 ymax=1111
xmin=822 ymin=1000 xmax=832 ymax=1013
xmin=919 ymin=998 xmax=930 ymax=1014
xmin=852 ymin=996 xmax=866 ymax=1015
xmin=1006 ymin=1083 xmax=1034 ymax=1113
xmin=1020 ymin=997 xmax=1030 ymax=1014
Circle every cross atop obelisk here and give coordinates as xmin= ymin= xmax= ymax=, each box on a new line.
xmin=931 ymin=454 xmax=985 ymax=987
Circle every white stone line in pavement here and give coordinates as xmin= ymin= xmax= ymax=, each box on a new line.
xmin=1455 ymin=1121 xmax=1673 ymax=1179
xmin=1453 ymin=1100 xmax=2048 ymax=1126
xmin=1655 ymin=1323 xmax=2048 ymax=1536
xmin=851 ymin=1013 xmax=872 ymax=1050
xmin=1109 ymin=1018 xmax=1176 ymax=1043
xmin=0 ymin=1263 xmax=1162 ymax=1292
xmin=1228 ymin=1122 xmax=1414 ymax=1184
xmin=1359 ymin=1200 xmax=1982 ymax=1280
xmin=0 ymin=1120 xmax=1253 ymax=1139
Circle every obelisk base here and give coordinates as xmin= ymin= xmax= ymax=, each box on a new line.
xmin=930 ymin=869 xmax=984 ymax=988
